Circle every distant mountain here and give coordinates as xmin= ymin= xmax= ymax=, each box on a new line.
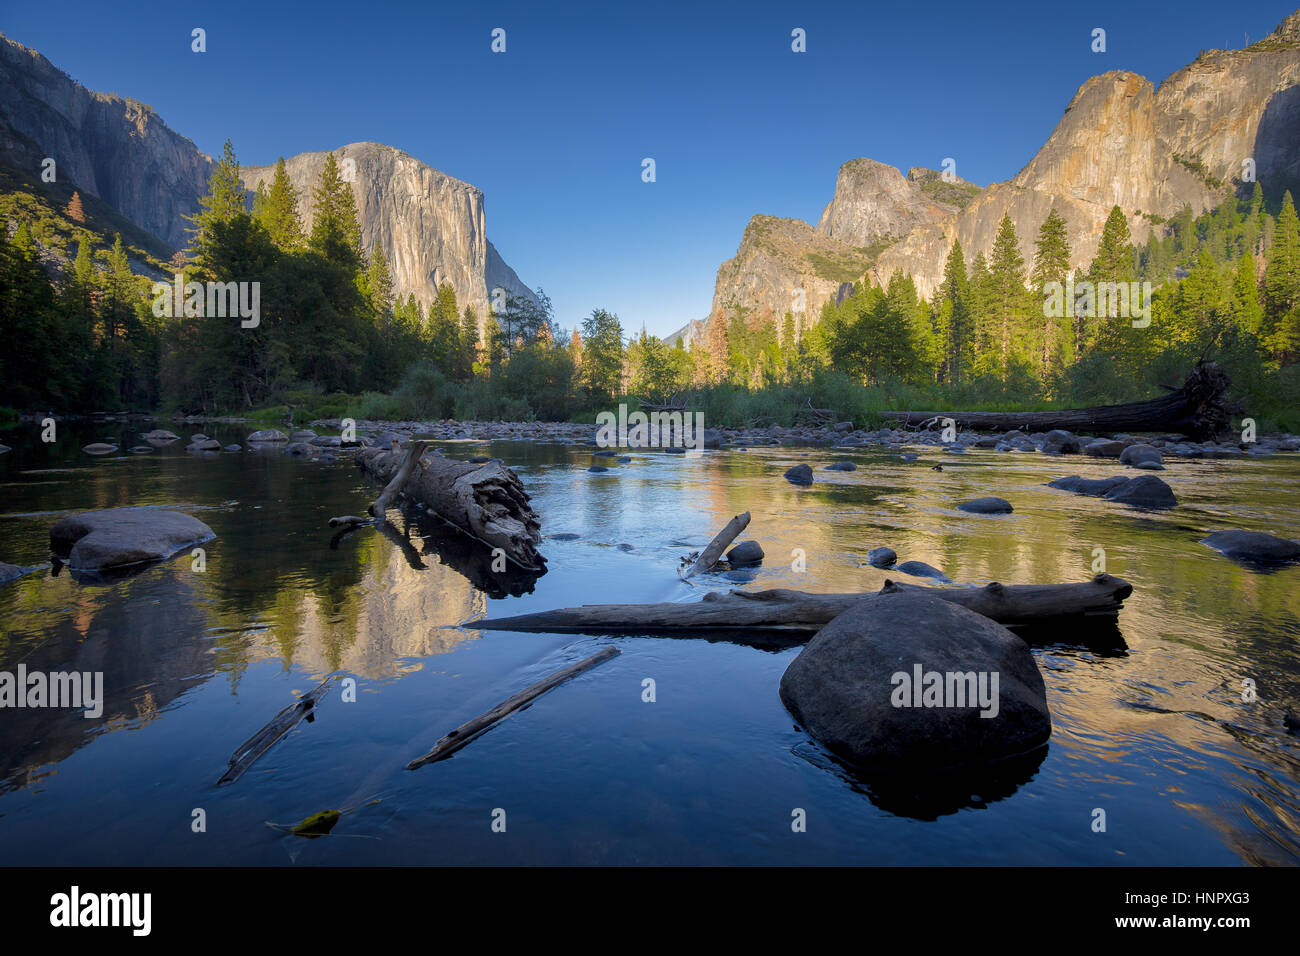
xmin=708 ymin=8 xmax=1300 ymax=317
xmin=0 ymin=34 xmax=534 ymax=316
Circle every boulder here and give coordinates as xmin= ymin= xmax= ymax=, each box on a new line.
xmin=893 ymin=560 xmax=952 ymax=583
xmin=1200 ymin=530 xmax=1300 ymax=563
xmin=784 ymin=463 xmax=814 ymax=485
xmin=1047 ymin=475 xmax=1131 ymax=497
xmin=824 ymin=460 xmax=857 ymax=471
xmin=866 ymin=546 xmax=897 ymax=568
xmin=957 ymin=496 xmax=1013 ymax=514
xmin=0 ymin=562 xmax=34 ymax=585
xmin=82 ymin=443 xmax=117 ymax=455
xmin=140 ymin=429 xmax=180 ymax=442
xmin=587 ymin=465 xmax=609 ymax=473
xmin=778 ymin=593 xmax=1051 ymax=769
xmin=186 ymin=439 xmax=221 ymax=452
xmin=1040 ymin=430 xmax=1081 ymax=455
xmin=247 ymin=429 xmax=289 ymax=443
xmin=285 ymin=442 xmax=316 ymax=457
xmin=726 ymin=540 xmax=765 ymax=567
xmin=49 ymin=507 xmax=215 ymax=572
xmin=190 ymin=433 xmax=209 ymax=442
xmin=1084 ymin=439 xmax=1127 ymax=458
xmin=224 ymin=444 xmax=241 ymax=452
xmin=1119 ymin=443 xmax=1162 ymax=468
xmin=1103 ymin=474 xmax=1177 ymax=508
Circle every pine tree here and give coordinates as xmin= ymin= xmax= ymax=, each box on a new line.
xmin=310 ymin=152 xmax=363 ymax=269
xmin=365 ymin=251 xmax=393 ymax=317
xmin=1262 ymin=190 xmax=1299 ymax=359
xmin=188 ymin=139 xmax=247 ymax=262
xmin=255 ymin=157 xmax=303 ymax=250
xmin=1032 ymin=208 xmax=1073 ymax=376
xmin=1230 ymin=252 xmax=1264 ymax=335
xmin=938 ymin=240 xmax=972 ymax=383
xmin=1090 ymin=206 xmax=1135 ymax=284
xmin=706 ymin=309 xmax=730 ymax=384
xmin=65 ymin=191 xmax=86 ymax=224
xmin=987 ymin=214 xmax=1030 ymax=374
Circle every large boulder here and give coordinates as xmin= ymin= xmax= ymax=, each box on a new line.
xmin=779 ymin=593 xmax=1051 ymax=769
xmin=1103 ymin=474 xmax=1177 ymax=508
xmin=1201 ymin=530 xmax=1300 ymax=563
xmin=49 ymin=507 xmax=215 ymax=572
xmin=1084 ymin=439 xmax=1127 ymax=458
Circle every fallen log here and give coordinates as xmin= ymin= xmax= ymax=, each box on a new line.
xmin=218 ymin=677 xmax=334 ymax=786
xmin=369 ymin=440 xmax=428 ymax=519
xmin=407 ymin=646 xmax=620 ymax=769
xmin=355 ymin=446 xmax=545 ymax=571
xmin=464 ymin=574 xmax=1133 ymax=634
xmin=683 ymin=511 xmax=750 ymax=579
xmin=887 ymin=361 xmax=1235 ymax=439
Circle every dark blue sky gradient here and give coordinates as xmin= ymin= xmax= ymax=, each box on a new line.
xmin=3 ymin=0 xmax=1295 ymax=334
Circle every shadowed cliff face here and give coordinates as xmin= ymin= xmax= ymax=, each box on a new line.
xmin=241 ymin=142 xmax=535 ymax=319
xmin=719 ymin=10 xmax=1300 ymax=306
xmin=0 ymin=33 xmax=214 ymax=250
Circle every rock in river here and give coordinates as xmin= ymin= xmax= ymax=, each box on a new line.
xmin=1047 ymin=475 xmax=1131 ymax=497
xmin=1103 ymin=474 xmax=1177 ymax=509
xmin=778 ymin=593 xmax=1052 ymax=769
xmin=49 ymin=507 xmax=216 ymax=572
xmin=82 ymin=443 xmax=117 ymax=455
xmin=784 ymin=463 xmax=814 ymax=485
xmin=1119 ymin=443 xmax=1163 ymax=468
xmin=866 ymin=546 xmax=897 ymax=568
xmin=1200 ymin=530 xmax=1300 ymax=563
xmin=893 ymin=560 xmax=952 ymax=583
xmin=957 ymin=496 xmax=1014 ymax=514
xmin=727 ymin=540 xmax=765 ymax=567
xmin=247 ymin=429 xmax=289 ymax=443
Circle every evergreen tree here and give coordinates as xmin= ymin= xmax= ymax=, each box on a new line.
xmin=188 ymin=139 xmax=247 ymax=263
xmin=938 ymin=240 xmax=973 ymax=382
xmin=1032 ymin=208 xmax=1073 ymax=377
xmin=255 ymin=157 xmax=303 ymax=250
xmin=986 ymin=213 xmax=1031 ymax=374
xmin=310 ymin=152 xmax=363 ymax=269
xmin=1262 ymin=190 xmax=1299 ymax=360
xmin=65 ymin=191 xmax=86 ymax=224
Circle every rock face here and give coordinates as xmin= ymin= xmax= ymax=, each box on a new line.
xmin=1201 ymin=529 xmax=1300 ymax=562
xmin=241 ymin=143 xmax=535 ymax=322
xmin=815 ymin=159 xmax=966 ymax=246
xmin=0 ymin=34 xmax=212 ymax=249
xmin=710 ymin=12 xmax=1300 ymax=306
xmin=778 ymin=593 xmax=1052 ymax=769
xmin=49 ymin=507 xmax=215 ymax=572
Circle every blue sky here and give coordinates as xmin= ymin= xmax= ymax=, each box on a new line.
xmin=4 ymin=0 xmax=1296 ymax=335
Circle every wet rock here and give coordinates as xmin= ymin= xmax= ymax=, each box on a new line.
xmin=587 ymin=465 xmax=609 ymax=473
xmin=224 ymin=444 xmax=241 ymax=452
xmin=784 ymin=463 xmax=814 ymax=485
xmin=615 ymin=455 xmax=631 ymax=463
xmin=1119 ymin=443 xmax=1162 ymax=468
xmin=1084 ymin=439 xmax=1127 ymax=458
xmin=957 ymin=496 xmax=1014 ymax=514
xmin=290 ymin=430 xmax=317 ymax=440
xmin=1047 ymin=475 xmax=1130 ymax=497
xmin=824 ymin=460 xmax=857 ymax=471
xmin=1200 ymin=530 xmax=1300 ymax=563
xmin=592 ymin=449 xmax=616 ymax=457
xmin=82 ymin=443 xmax=117 ymax=455
xmin=727 ymin=540 xmax=765 ymax=567
xmin=187 ymin=439 xmax=221 ymax=452
xmin=247 ymin=429 xmax=289 ymax=443
xmin=778 ymin=593 xmax=1051 ymax=769
xmin=0 ymin=562 xmax=35 ymax=585
xmin=617 ymin=543 xmax=635 ymax=552
xmin=550 ymin=533 xmax=581 ymax=541
xmin=129 ymin=445 xmax=153 ymax=454
xmin=190 ymin=433 xmax=209 ymax=442
xmin=1103 ymin=474 xmax=1177 ymax=509
xmin=866 ymin=547 xmax=897 ymax=568
xmin=1040 ymin=430 xmax=1081 ymax=455
xmin=310 ymin=435 xmax=343 ymax=447
xmin=285 ymin=442 xmax=316 ymax=457
xmin=49 ymin=507 xmax=216 ymax=572
xmin=893 ymin=560 xmax=952 ymax=583
xmin=140 ymin=429 xmax=180 ymax=442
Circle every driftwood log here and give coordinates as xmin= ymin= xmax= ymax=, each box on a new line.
xmin=683 ymin=511 xmax=750 ymax=579
xmin=407 ymin=646 xmax=619 ymax=769
xmin=465 ymin=574 xmax=1133 ymax=635
xmin=218 ymin=677 xmax=334 ymax=786
xmin=887 ymin=361 xmax=1234 ymax=439
xmin=356 ymin=445 xmax=545 ymax=571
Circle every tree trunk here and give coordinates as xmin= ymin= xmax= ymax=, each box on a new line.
xmin=356 ymin=446 xmax=546 ymax=571
xmin=465 ymin=574 xmax=1133 ymax=634
xmin=888 ymin=361 xmax=1235 ymax=439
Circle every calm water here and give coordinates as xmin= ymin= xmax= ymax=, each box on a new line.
xmin=0 ymin=422 xmax=1298 ymax=865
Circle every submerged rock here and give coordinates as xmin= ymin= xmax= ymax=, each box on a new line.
xmin=0 ymin=562 xmax=36 ymax=585
xmin=49 ymin=507 xmax=215 ymax=572
xmin=957 ymin=496 xmax=1014 ymax=514
xmin=1047 ymin=475 xmax=1131 ymax=497
xmin=784 ymin=463 xmax=814 ymax=485
xmin=1103 ymin=474 xmax=1177 ymax=509
xmin=82 ymin=443 xmax=117 ymax=455
xmin=727 ymin=540 xmax=765 ymax=567
xmin=866 ymin=546 xmax=897 ymax=568
xmin=587 ymin=465 xmax=609 ymax=473
xmin=825 ymin=460 xmax=857 ymax=471
xmin=1200 ymin=530 xmax=1300 ymax=563
xmin=778 ymin=593 xmax=1051 ymax=769
xmin=893 ymin=560 xmax=952 ymax=583
xmin=550 ymin=533 xmax=581 ymax=541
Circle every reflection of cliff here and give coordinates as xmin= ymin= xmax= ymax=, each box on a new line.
xmin=245 ymin=527 xmax=488 ymax=680
xmin=0 ymin=569 xmax=213 ymax=791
